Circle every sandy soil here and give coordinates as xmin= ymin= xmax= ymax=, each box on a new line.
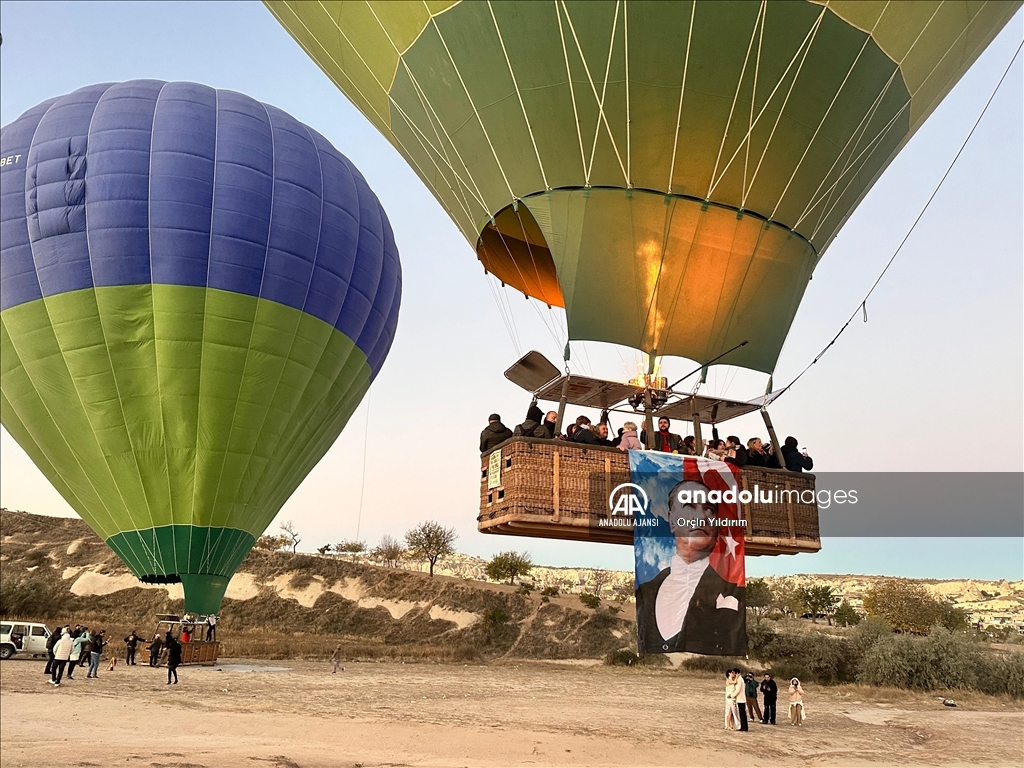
xmin=1 ymin=657 xmax=1021 ymax=768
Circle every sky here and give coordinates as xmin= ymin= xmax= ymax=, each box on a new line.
xmin=0 ymin=2 xmax=1021 ymax=581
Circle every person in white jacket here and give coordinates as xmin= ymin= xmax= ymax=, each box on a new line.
xmin=68 ymin=628 xmax=89 ymax=680
xmin=50 ymin=629 xmax=74 ymax=686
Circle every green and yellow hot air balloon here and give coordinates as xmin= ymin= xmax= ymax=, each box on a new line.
xmin=267 ymin=0 xmax=1017 ymax=373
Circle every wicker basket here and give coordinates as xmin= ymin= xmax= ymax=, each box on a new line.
xmin=479 ymin=438 xmax=820 ymax=555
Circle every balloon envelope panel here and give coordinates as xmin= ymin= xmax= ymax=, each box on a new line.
xmin=266 ymin=0 xmax=1018 ymax=370
xmin=0 ymin=81 xmax=401 ymax=614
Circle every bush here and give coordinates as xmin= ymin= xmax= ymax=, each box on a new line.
xmin=681 ymin=655 xmax=748 ymax=674
xmin=541 ymin=586 xmax=559 ymax=597
xmin=516 ymin=583 xmax=534 ymax=596
xmin=856 ymin=626 xmax=1023 ymax=697
xmin=766 ymin=660 xmax=813 ymax=684
xmin=483 ymin=607 xmax=510 ymax=627
xmin=578 ymin=593 xmax=600 ymax=609
xmin=605 ymin=649 xmax=639 ymax=666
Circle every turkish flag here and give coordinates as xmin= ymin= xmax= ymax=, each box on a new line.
xmin=680 ymin=457 xmax=746 ymax=587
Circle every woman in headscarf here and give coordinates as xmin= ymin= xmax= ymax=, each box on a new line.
xmin=789 ymin=677 xmax=805 ymax=725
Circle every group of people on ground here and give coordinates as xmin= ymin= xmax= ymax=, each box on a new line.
xmin=482 ymin=408 xmax=814 ymax=472
xmin=43 ymin=623 xmax=187 ymax=686
xmin=724 ymin=671 xmax=805 ymax=730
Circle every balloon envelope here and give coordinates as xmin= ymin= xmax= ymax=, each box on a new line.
xmin=0 ymin=81 xmax=401 ymax=613
xmin=267 ymin=0 xmax=1017 ymax=372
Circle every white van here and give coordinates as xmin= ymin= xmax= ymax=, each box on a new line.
xmin=0 ymin=621 xmax=52 ymax=659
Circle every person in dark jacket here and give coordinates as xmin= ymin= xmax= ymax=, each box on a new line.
xmin=541 ymin=410 xmax=559 ymax=439
xmin=745 ymin=438 xmax=768 ymax=467
xmin=513 ymin=404 xmax=545 ymax=437
xmin=44 ymin=626 xmax=61 ymax=675
xmin=781 ymin=436 xmax=813 ymax=472
xmin=744 ymin=672 xmax=764 ymax=723
xmin=565 ymin=415 xmax=591 ymax=441
xmin=479 ymin=414 xmax=513 ymax=453
xmin=760 ymin=674 xmax=778 ymax=724
xmin=87 ymin=631 xmax=105 ymax=678
xmin=124 ymin=630 xmax=140 ymax=665
xmin=572 ymin=423 xmax=615 ymax=447
xmin=640 ymin=417 xmax=685 ymax=452
xmin=148 ymin=633 xmax=164 ymax=667
xmin=165 ymin=633 xmax=182 ymax=684
xmin=724 ymin=436 xmax=748 ymax=468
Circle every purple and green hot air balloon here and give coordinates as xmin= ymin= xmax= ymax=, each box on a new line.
xmin=0 ymin=81 xmax=401 ymax=614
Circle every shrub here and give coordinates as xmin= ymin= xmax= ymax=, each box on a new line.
xmin=605 ymin=649 xmax=639 ymax=666
xmin=681 ymin=655 xmax=747 ymax=674
xmin=516 ymin=583 xmax=534 ymax=596
xmin=833 ymin=600 xmax=862 ymax=627
xmin=766 ymin=660 xmax=813 ymax=684
xmin=578 ymin=593 xmax=600 ymax=609
xmin=541 ymin=586 xmax=559 ymax=597
xmin=483 ymin=607 xmax=510 ymax=627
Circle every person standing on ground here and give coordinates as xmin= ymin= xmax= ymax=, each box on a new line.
xmin=789 ymin=678 xmax=805 ymax=725
xmin=68 ymin=627 xmax=88 ymax=680
xmin=87 ymin=630 xmax=105 ymax=678
xmin=331 ymin=644 xmax=345 ymax=674
xmin=165 ymin=632 xmax=182 ymax=684
xmin=148 ymin=633 xmax=163 ymax=666
xmin=731 ymin=669 xmax=749 ymax=731
xmin=124 ymin=630 xmax=140 ymax=665
xmin=50 ymin=629 xmax=74 ymax=686
xmin=723 ymin=670 xmax=736 ymax=730
xmin=205 ymin=615 xmax=217 ymax=642
xmin=744 ymin=672 xmax=763 ymax=724
xmin=44 ymin=625 xmax=62 ymax=676
xmin=760 ymin=673 xmax=778 ymax=724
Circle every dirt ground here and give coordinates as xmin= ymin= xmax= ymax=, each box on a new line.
xmin=1 ymin=656 xmax=1021 ymax=768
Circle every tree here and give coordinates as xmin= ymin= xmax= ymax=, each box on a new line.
xmin=589 ymin=569 xmax=612 ymax=595
xmin=485 ymin=551 xmax=534 ymax=585
xmin=279 ymin=520 xmax=301 ymax=553
xmin=404 ymin=521 xmax=457 ymax=577
xmin=371 ymin=535 xmax=405 ymax=568
xmin=798 ymin=584 xmax=839 ymax=624
xmin=255 ymin=534 xmax=289 ymax=551
xmin=833 ymin=600 xmax=862 ymax=627
xmin=771 ymin=578 xmax=806 ymax=617
xmin=745 ymin=578 xmax=774 ymax=623
xmin=864 ymin=579 xmax=967 ymax=634
xmin=316 ymin=544 xmax=332 ymax=555
xmin=335 ymin=540 xmax=367 ymax=555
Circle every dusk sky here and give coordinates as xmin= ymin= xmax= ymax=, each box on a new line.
xmin=1 ymin=2 xmax=1021 ymax=580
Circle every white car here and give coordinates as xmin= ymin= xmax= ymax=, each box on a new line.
xmin=0 ymin=621 xmax=52 ymax=659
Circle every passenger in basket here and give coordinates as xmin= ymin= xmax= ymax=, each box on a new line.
xmin=781 ymin=437 xmax=814 ymax=472
xmin=617 ymin=421 xmax=643 ymax=451
xmin=680 ymin=435 xmax=697 ymax=456
xmin=745 ymin=438 xmax=768 ymax=467
xmin=704 ymin=439 xmax=728 ymax=460
xmin=565 ymin=415 xmax=591 ymax=441
xmin=640 ymin=417 xmax=684 ymax=453
xmin=479 ymin=414 xmax=513 ymax=453
xmin=573 ymin=422 xmax=615 ymax=447
xmin=542 ymin=411 xmax=559 ymax=439
xmin=724 ymin=436 xmax=748 ymax=468
xmin=513 ymin=405 xmax=545 ymax=438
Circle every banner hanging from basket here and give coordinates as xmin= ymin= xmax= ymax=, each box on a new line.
xmin=630 ymin=453 xmax=747 ymax=655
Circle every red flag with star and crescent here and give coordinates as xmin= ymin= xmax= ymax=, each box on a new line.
xmin=681 ymin=456 xmax=746 ymax=586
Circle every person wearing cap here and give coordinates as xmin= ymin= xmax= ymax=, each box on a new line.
xmin=480 ymin=414 xmax=513 ymax=453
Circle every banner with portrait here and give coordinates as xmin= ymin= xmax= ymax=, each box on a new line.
xmin=630 ymin=452 xmax=746 ymax=655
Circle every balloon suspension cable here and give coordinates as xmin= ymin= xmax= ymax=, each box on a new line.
xmin=354 ymin=389 xmax=371 ymax=542
xmin=666 ymin=340 xmax=749 ymax=392
xmin=771 ymin=37 xmax=1023 ymax=404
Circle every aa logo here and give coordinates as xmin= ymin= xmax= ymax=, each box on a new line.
xmin=608 ymin=483 xmax=648 ymax=516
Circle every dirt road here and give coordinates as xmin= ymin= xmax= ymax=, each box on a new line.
xmin=1 ymin=657 xmax=1020 ymax=767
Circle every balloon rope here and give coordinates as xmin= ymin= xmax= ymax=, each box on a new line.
xmin=771 ymin=38 xmax=1023 ymax=404
xmin=354 ymin=389 xmax=371 ymax=542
